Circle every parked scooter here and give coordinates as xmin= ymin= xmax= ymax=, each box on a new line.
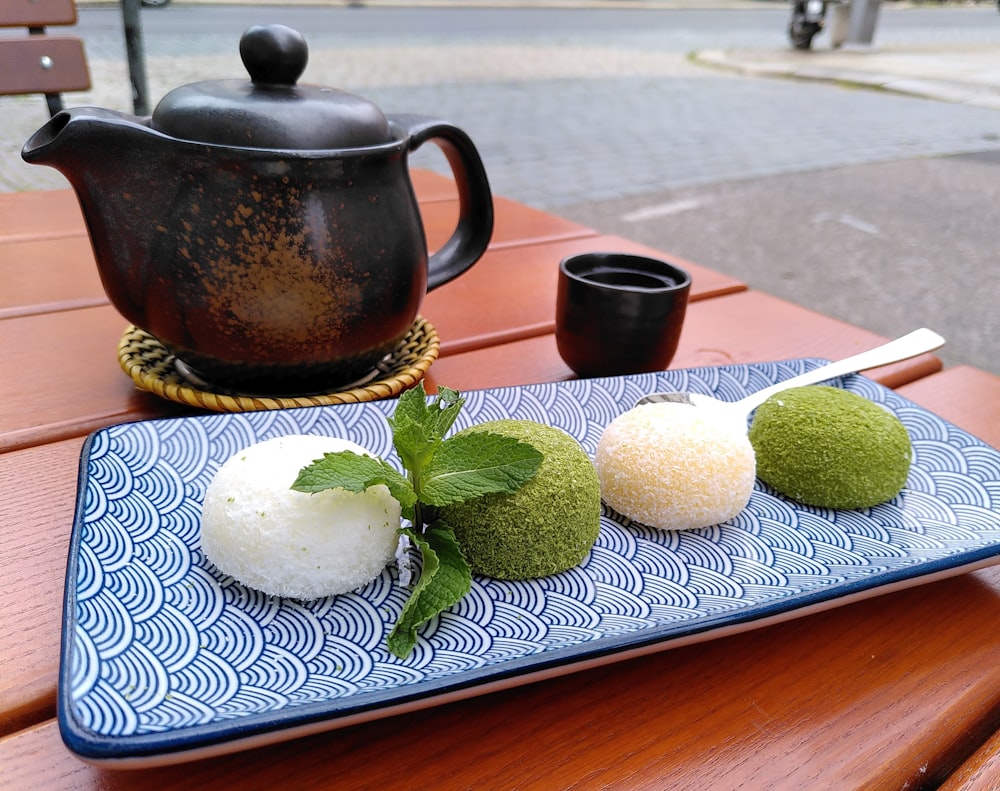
xmin=788 ymin=0 xmax=827 ymax=50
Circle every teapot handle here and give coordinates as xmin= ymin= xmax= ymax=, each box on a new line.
xmin=392 ymin=115 xmax=494 ymax=290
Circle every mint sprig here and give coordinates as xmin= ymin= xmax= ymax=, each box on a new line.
xmin=387 ymin=523 xmax=469 ymax=659
xmin=291 ymin=383 xmax=543 ymax=658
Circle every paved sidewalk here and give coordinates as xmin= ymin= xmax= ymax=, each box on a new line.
xmin=701 ymin=42 xmax=1000 ymax=110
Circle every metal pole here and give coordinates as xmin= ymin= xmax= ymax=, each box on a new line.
xmin=847 ymin=0 xmax=882 ymax=45
xmin=120 ymin=0 xmax=150 ymax=115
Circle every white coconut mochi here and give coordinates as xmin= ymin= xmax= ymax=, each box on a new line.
xmin=201 ymin=434 xmax=401 ymax=599
xmin=595 ymin=403 xmax=756 ymax=531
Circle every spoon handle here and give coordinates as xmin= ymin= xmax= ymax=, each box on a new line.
xmin=737 ymin=327 xmax=946 ymax=413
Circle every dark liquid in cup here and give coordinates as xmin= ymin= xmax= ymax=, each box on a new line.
xmin=582 ymin=267 xmax=678 ymax=290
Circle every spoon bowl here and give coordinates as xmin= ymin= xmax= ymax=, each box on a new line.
xmin=635 ymin=328 xmax=945 ymax=429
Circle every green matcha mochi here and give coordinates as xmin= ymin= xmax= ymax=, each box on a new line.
xmin=440 ymin=420 xmax=601 ymax=580
xmin=748 ymin=385 xmax=912 ymax=509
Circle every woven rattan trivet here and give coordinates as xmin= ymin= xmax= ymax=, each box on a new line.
xmin=118 ymin=317 xmax=440 ymax=413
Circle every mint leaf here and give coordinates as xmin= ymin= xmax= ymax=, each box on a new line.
xmin=387 ymin=522 xmax=471 ymax=659
xmin=388 ymin=384 xmax=464 ymax=474
xmin=427 ymin=386 xmax=464 ymax=437
xmin=291 ymin=451 xmax=417 ymax=517
xmin=419 ymin=431 xmax=543 ymax=507
xmin=389 ymin=420 xmax=441 ymax=479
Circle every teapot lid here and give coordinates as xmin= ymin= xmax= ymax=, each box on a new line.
xmin=151 ymin=25 xmax=392 ymax=150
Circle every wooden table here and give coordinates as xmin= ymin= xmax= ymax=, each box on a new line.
xmin=2 ymin=171 xmax=999 ymax=789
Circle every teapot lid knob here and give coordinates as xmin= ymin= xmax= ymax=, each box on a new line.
xmin=240 ymin=24 xmax=308 ymax=86
xmin=151 ymin=24 xmax=392 ymax=150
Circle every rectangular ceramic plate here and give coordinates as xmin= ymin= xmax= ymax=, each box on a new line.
xmin=60 ymin=361 xmax=1000 ymax=767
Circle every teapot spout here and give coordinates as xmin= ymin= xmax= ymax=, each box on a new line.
xmin=21 ymin=107 xmax=175 ymax=331
xmin=22 ymin=106 xmax=154 ymax=172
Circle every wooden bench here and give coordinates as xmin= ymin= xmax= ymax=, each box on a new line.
xmin=0 ymin=0 xmax=90 ymax=117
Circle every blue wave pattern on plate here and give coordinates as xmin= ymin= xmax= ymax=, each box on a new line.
xmin=61 ymin=362 xmax=1000 ymax=759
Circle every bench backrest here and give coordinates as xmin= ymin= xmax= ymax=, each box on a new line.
xmin=0 ymin=0 xmax=91 ymax=117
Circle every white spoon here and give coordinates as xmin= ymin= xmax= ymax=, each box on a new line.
xmin=634 ymin=327 xmax=945 ymax=428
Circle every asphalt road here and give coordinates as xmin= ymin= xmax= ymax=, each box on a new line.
xmin=9 ymin=3 xmax=1000 ymax=374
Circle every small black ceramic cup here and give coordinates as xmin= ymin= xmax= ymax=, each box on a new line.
xmin=556 ymin=252 xmax=691 ymax=378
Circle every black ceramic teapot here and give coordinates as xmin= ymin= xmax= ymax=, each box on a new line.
xmin=22 ymin=24 xmax=494 ymax=393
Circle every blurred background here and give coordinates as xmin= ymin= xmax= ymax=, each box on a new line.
xmin=4 ymin=0 xmax=999 ymax=373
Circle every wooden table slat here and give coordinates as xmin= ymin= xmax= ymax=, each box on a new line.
xmin=427 ymin=233 xmax=745 ymax=356
xmin=426 ymin=289 xmax=943 ymax=395
xmin=0 ymin=438 xmax=86 ymax=736
xmin=0 ymin=235 xmax=105 ymax=319
xmin=0 ymin=189 xmax=85 ymax=242
xmin=0 ymin=193 xmax=596 ymax=319
xmin=939 ymin=726 xmax=1000 ymax=791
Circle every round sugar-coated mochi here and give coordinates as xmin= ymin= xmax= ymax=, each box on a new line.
xmin=595 ymin=402 xmax=756 ymax=530
xmin=201 ymin=434 xmax=401 ymax=599
xmin=440 ymin=420 xmax=601 ymax=580
xmin=748 ymin=385 xmax=912 ymax=509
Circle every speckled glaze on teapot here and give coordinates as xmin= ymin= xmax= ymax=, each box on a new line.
xmin=22 ymin=24 xmax=494 ymax=393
